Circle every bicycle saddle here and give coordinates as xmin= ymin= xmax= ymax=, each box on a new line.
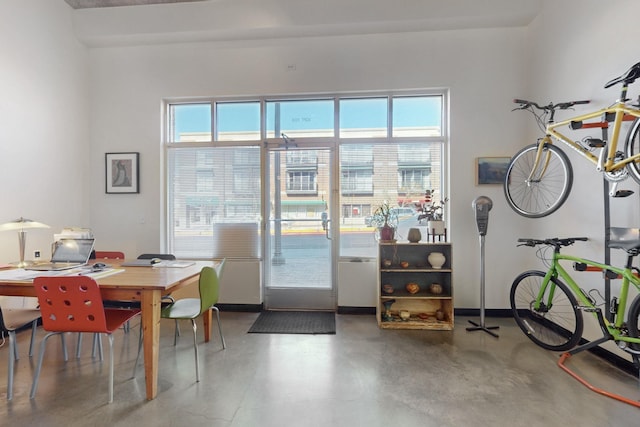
xmin=604 ymin=61 xmax=640 ymax=88
xmin=608 ymin=227 xmax=640 ymax=253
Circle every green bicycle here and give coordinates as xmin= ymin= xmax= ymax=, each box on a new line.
xmin=510 ymin=230 xmax=640 ymax=367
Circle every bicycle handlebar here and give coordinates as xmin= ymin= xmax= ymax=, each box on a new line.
xmin=512 ymin=99 xmax=590 ymax=112
xmin=517 ymin=237 xmax=588 ymax=248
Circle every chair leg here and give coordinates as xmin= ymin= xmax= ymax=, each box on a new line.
xmin=28 ymin=319 xmax=38 ymax=357
xmin=12 ymin=331 xmax=19 ymax=361
xmin=92 ymin=333 xmax=104 ymax=360
xmin=76 ymin=333 xmax=83 ymax=358
xmin=163 ymin=295 xmax=180 ymax=339
xmin=7 ymin=331 xmax=16 ymax=400
xmin=212 ymin=306 xmax=226 ymax=349
xmin=174 ymin=319 xmax=179 ymax=346
xmin=132 ymin=323 xmax=143 ymax=379
xmin=60 ymin=334 xmax=68 ymax=361
xmin=30 ymin=332 xmax=61 ymax=399
xmin=76 ymin=333 xmax=104 ymax=361
xmin=107 ymin=333 xmax=114 ymax=404
xmin=191 ymin=319 xmax=200 ymax=382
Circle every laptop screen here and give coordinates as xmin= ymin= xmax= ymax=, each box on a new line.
xmin=51 ymin=238 xmax=95 ymax=263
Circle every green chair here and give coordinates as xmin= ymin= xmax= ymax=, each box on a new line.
xmin=135 ymin=261 xmax=226 ymax=382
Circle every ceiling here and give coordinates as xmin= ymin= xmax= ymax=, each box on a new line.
xmin=63 ymin=0 xmax=542 ymax=47
xmin=64 ymin=0 xmax=205 ymax=8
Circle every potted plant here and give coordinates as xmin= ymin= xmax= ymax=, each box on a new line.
xmin=369 ymin=201 xmax=399 ymax=241
xmin=418 ymin=194 xmax=448 ymax=236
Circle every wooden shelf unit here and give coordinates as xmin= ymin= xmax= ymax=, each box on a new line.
xmin=377 ymin=242 xmax=453 ymax=330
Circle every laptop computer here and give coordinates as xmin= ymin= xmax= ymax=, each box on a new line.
xmin=26 ymin=238 xmax=95 ymax=271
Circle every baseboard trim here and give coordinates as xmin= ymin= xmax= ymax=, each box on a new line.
xmin=454 ymin=308 xmax=513 ymax=317
xmin=217 ymin=303 xmax=263 ymax=312
xmin=337 ymin=306 xmax=376 ymax=315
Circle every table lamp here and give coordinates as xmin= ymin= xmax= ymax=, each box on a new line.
xmin=0 ymin=217 xmax=50 ymax=268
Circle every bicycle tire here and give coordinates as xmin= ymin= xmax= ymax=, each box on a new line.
xmin=510 ymin=270 xmax=583 ymax=351
xmin=626 ymin=293 xmax=640 ymax=352
xmin=504 ymin=143 xmax=573 ymax=218
xmin=624 ymin=118 xmax=640 ymax=185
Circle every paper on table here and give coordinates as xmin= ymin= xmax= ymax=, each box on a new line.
xmin=152 ymin=261 xmax=195 ymax=268
xmin=0 ymin=267 xmax=125 ymax=281
xmin=0 ymin=269 xmax=69 ymax=280
xmin=84 ymin=268 xmax=125 ymax=279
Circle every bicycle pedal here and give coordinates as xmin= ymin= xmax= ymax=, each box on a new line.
xmin=613 ymin=189 xmax=634 ymax=197
xmin=586 ymin=138 xmax=605 ymax=148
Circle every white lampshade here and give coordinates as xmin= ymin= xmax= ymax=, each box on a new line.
xmin=0 ymin=217 xmax=50 ymax=231
xmin=0 ymin=217 xmax=50 ymax=267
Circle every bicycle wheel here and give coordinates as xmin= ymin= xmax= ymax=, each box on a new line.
xmin=626 ymin=293 xmax=640 ymax=352
xmin=504 ymin=143 xmax=573 ymax=218
xmin=624 ymin=118 xmax=640 ymax=185
xmin=510 ymin=270 xmax=583 ymax=351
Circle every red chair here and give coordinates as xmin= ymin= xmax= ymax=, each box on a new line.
xmin=30 ymin=276 xmax=140 ymax=403
xmin=94 ymin=251 xmax=125 ymax=259
xmin=82 ymin=250 xmax=125 ymax=357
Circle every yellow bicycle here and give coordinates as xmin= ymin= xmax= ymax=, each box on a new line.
xmin=505 ymin=61 xmax=640 ymax=218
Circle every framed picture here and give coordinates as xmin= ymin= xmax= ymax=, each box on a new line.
xmin=105 ymin=152 xmax=139 ymax=194
xmin=476 ymin=157 xmax=511 ymax=185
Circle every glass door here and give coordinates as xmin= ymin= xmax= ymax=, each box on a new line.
xmin=264 ymin=146 xmax=336 ymax=310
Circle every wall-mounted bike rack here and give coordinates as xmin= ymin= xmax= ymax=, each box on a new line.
xmin=559 ymin=114 xmax=640 ymax=408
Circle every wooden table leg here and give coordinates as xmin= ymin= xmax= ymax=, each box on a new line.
xmin=141 ymin=289 xmax=161 ymax=400
xmin=203 ymin=308 xmax=212 ymax=343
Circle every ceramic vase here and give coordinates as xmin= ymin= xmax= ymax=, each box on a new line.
xmin=429 ymin=283 xmax=443 ymax=295
xmin=407 ymin=228 xmax=422 ymax=243
xmin=427 ymin=252 xmax=446 ymax=269
xmin=427 ymin=220 xmax=446 ymax=235
xmin=379 ymin=224 xmax=395 ymax=241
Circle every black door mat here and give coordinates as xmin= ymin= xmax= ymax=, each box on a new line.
xmin=248 ymin=311 xmax=336 ymax=335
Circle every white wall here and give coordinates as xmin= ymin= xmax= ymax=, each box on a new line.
xmin=86 ymin=26 xmax=530 ymax=308
xmin=0 ymin=0 xmax=90 ymax=262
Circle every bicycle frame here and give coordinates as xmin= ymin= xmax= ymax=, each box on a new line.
xmin=545 ymin=103 xmax=640 ymax=172
xmin=539 ymin=251 xmax=640 ymax=345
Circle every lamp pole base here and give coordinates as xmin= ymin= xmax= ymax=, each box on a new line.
xmin=10 ymin=260 xmax=35 ymax=268
xmin=466 ymin=319 xmax=500 ymax=338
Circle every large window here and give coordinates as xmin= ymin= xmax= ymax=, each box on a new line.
xmin=165 ymin=92 xmax=447 ymax=259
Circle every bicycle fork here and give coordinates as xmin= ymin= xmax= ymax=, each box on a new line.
xmin=526 ymin=139 xmax=553 ymax=184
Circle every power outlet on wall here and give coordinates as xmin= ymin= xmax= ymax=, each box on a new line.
xmin=34 ymin=250 xmax=41 ymax=259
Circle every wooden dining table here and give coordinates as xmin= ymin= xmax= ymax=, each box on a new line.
xmin=0 ymin=260 xmax=216 ymax=400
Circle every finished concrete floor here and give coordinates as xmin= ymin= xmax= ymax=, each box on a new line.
xmin=1 ymin=313 xmax=639 ymax=426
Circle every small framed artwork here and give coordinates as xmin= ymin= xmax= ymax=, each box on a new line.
xmin=476 ymin=157 xmax=511 ymax=185
xmin=106 ymin=152 xmax=139 ymax=194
